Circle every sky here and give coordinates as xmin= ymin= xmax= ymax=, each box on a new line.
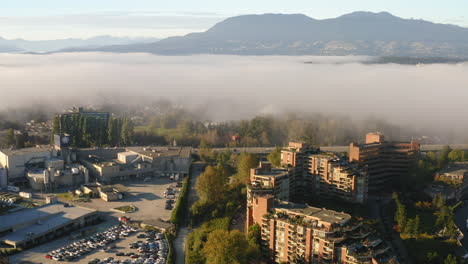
xmin=0 ymin=0 xmax=467 ymax=40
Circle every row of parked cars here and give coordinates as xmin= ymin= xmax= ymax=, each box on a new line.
xmin=88 ymin=230 xmax=169 ymax=264
xmin=45 ymin=224 xmax=137 ymax=261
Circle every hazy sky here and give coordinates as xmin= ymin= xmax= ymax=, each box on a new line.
xmin=0 ymin=0 xmax=467 ymax=40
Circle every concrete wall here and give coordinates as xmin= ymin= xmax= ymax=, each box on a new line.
xmin=0 ymin=149 xmax=56 ymax=179
xmin=0 ymin=168 xmax=7 ymax=188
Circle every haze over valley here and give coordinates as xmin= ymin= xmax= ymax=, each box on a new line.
xmin=1 ymin=53 xmax=467 ymax=143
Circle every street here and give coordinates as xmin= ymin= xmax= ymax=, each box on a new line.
xmin=174 ymin=163 xmax=204 ymax=264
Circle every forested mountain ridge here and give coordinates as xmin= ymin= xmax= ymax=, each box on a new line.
xmin=58 ymin=12 xmax=468 ymax=57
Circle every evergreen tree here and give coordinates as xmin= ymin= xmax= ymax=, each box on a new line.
xmin=413 ymin=215 xmax=421 ymax=238
xmin=4 ymin=128 xmax=15 ymax=147
xmin=432 ymin=193 xmax=445 ymax=209
xmin=404 ymin=218 xmax=414 ymax=235
xmin=121 ymin=117 xmax=135 ymax=146
xmin=50 ymin=116 xmax=60 ymax=144
xmin=444 ymin=254 xmax=457 ymax=264
xmin=393 ymin=193 xmax=407 ymax=231
xmin=14 ymin=133 xmax=25 ymax=149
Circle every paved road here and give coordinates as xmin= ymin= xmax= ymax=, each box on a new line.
xmin=173 ymin=163 xmax=204 ymax=264
xmin=229 ymin=206 xmax=246 ymax=233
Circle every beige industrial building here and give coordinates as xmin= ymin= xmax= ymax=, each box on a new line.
xmin=79 ymin=146 xmax=192 ymax=183
xmin=0 ymin=147 xmax=57 ymax=187
xmin=0 ymin=203 xmax=98 ymax=249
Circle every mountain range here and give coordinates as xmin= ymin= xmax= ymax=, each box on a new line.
xmin=0 ymin=36 xmax=160 ymax=53
xmin=57 ymin=11 xmax=468 ymax=57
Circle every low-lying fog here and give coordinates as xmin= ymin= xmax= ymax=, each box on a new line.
xmin=0 ymin=53 xmax=467 ymax=139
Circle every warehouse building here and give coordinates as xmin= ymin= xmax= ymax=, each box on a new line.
xmin=79 ymin=146 xmax=192 ymax=183
xmin=0 ymin=203 xmax=98 ymax=249
xmin=0 ymin=146 xmax=57 ymax=187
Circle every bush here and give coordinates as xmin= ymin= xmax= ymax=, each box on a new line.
xmin=165 ymin=232 xmax=175 ymax=264
xmin=113 ymin=205 xmax=136 ymax=213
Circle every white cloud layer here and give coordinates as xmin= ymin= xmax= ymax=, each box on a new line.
xmin=0 ymin=53 xmax=467 ymax=135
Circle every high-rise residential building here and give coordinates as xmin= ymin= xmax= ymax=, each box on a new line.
xmin=349 ymin=133 xmax=420 ymax=192
xmin=279 ymin=142 xmax=367 ymax=204
xmin=307 ymin=154 xmax=368 ymax=204
xmin=247 ymin=162 xmax=292 ymax=229
xmin=281 ymin=142 xmax=320 ymax=202
xmin=249 ymin=195 xmax=398 ymax=264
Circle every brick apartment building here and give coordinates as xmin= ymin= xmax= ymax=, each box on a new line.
xmin=246 ymin=147 xmax=368 ymax=236
xmin=349 ymin=133 xmax=420 ymax=192
xmin=281 ymin=142 xmax=320 ymax=202
xmin=249 ymin=195 xmax=398 ymax=264
xmin=279 ymin=142 xmax=368 ymax=204
xmin=308 ymin=154 xmax=367 ymax=204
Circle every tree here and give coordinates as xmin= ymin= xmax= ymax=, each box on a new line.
xmin=216 ymin=149 xmax=232 ymax=166
xmin=247 ymin=224 xmax=261 ymax=246
xmin=444 ymin=254 xmax=457 ymax=264
xmin=413 ymin=215 xmax=421 ymax=238
xmin=50 ymin=116 xmax=60 ymax=144
xmin=404 ymin=218 xmax=414 ymax=235
xmin=203 ymin=229 xmax=248 ymax=264
xmin=438 ymin=146 xmax=452 ymax=168
xmin=196 ymin=166 xmax=226 ymax=203
xmin=14 ymin=133 xmax=25 ymax=149
xmin=4 ymin=129 xmax=15 ymax=147
xmin=432 ymin=193 xmax=445 ymax=209
xmin=435 ymin=205 xmax=450 ymax=228
xmin=426 ymin=151 xmax=437 ymax=162
xmin=236 ymin=152 xmax=259 ymax=185
xmin=246 ymin=224 xmax=263 ymax=264
xmin=199 ymin=139 xmax=215 ymax=162
xmin=121 ymin=117 xmax=134 ymax=146
xmin=392 ymin=193 xmax=407 ymax=231
xmin=448 ymin=150 xmax=466 ymax=162
xmin=426 ymin=251 xmax=440 ymax=264
xmin=267 ymin=147 xmax=282 ymax=167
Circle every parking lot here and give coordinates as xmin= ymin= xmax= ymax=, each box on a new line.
xmin=10 ymin=177 xmax=178 ymax=264
xmin=77 ymin=177 xmax=179 ymax=222
xmin=12 ymin=224 xmax=168 ymax=264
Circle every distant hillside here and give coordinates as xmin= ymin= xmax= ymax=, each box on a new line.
xmin=0 ymin=36 xmax=160 ymax=53
xmin=58 ymin=12 xmax=468 ymax=57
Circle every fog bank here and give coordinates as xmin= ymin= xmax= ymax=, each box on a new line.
xmin=0 ymin=53 xmax=467 ymax=137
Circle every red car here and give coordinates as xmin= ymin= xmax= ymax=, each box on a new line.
xmin=45 ymin=255 xmax=52 ymax=259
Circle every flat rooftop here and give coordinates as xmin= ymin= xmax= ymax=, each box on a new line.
xmin=275 ymin=201 xmax=351 ymax=224
xmin=253 ymin=168 xmax=289 ymax=177
xmin=0 ymin=146 xmax=52 ymax=156
xmin=0 ymin=203 xmax=96 ymax=232
xmin=126 ymin=147 xmax=191 ymax=159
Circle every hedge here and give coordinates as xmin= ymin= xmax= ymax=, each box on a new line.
xmin=169 ymin=175 xmax=190 ymax=226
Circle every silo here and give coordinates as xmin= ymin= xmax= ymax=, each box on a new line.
xmin=83 ymin=167 xmax=89 ymax=184
xmin=43 ymin=169 xmax=50 ymax=184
